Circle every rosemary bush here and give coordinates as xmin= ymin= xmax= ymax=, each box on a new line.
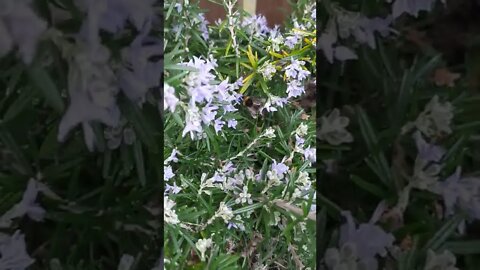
xmin=164 ymin=0 xmax=316 ymax=269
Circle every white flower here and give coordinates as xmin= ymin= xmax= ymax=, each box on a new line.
xmin=259 ymin=62 xmax=277 ymax=81
xmin=164 ymin=197 xmax=180 ymax=225
xmin=58 ymin=41 xmax=120 ymax=151
xmin=182 ymin=102 xmax=203 ymax=139
xmin=195 ymin=238 xmax=213 ymax=261
xmin=245 ymin=168 xmax=255 ymax=180
xmin=264 ymin=170 xmax=283 ymax=191
xmin=216 ymin=202 xmax=234 ymax=223
xmin=296 ymin=171 xmax=311 ymax=187
xmin=414 ymin=95 xmax=454 ymax=138
xmin=424 ymin=249 xmax=458 ymax=270
xmin=199 ymin=173 xmax=215 ymax=195
xmin=235 ymin=186 xmax=253 ymax=204
xmin=318 ymin=109 xmax=354 ymax=145
xmin=0 ymin=178 xmax=46 ymax=228
xmin=0 ymin=230 xmax=35 ymax=270
xmin=412 ymin=159 xmax=442 ymax=190
xmin=164 ymin=83 xmax=179 ymax=112
xmin=263 ymin=127 xmax=276 ymax=138
xmin=268 ymin=30 xmax=284 ymax=52
xmin=295 ymin=123 xmax=309 ymax=137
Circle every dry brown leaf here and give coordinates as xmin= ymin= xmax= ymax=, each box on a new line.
xmin=288 ymin=243 xmax=305 ymax=269
xmin=300 ymin=113 xmax=310 ymax=120
xmin=432 ymin=67 xmax=461 ymax=87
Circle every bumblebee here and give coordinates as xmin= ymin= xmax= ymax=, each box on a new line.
xmin=242 ymin=96 xmax=266 ymax=118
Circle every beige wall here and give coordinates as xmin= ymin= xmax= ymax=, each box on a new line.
xmin=199 ymin=0 xmax=292 ymax=27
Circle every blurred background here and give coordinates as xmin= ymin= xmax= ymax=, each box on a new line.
xmin=199 ymin=0 xmax=293 ymax=27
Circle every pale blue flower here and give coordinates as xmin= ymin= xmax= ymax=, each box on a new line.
xmin=164 ymin=83 xmax=179 ymax=113
xmin=295 ymin=134 xmax=305 ymax=147
xmin=285 ymin=59 xmax=305 ymax=79
xmin=201 ymin=104 xmax=219 ymax=125
xmin=75 ymin=0 xmax=156 ymax=33
xmin=318 ymin=32 xmax=337 ymax=63
xmin=0 ymin=230 xmax=35 ymax=270
xmin=214 ymin=118 xmax=225 ymax=134
xmin=286 ymin=80 xmax=305 ymax=98
xmin=413 ymin=131 xmax=446 ymax=163
xmin=164 ymin=165 xmax=175 ymax=181
xmin=227 ymin=221 xmax=245 ymax=231
xmin=304 ymin=147 xmax=316 ymax=163
xmin=0 ymin=0 xmax=47 ymax=64
xmin=227 ymin=119 xmax=238 ymax=129
xmin=119 ymin=33 xmax=162 ymax=104
xmin=340 ymin=14 xmax=393 ymax=49
xmin=432 ymin=167 xmax=480 ymax=220
xmin=221 ymin=162 xmax=236 ymax=174
xmin=241 ymin=14 xmax=271 ymax=38
xmin=285 ymin=33 xmax=301 ymax=49
xmin=165 ymin=182 xmax=182 ymax=195
xmin=58 ymin=88 xmax=121 ymax=152
xmin=165 ymin=148 xmax=179 ymax=164
xmin=339 ymin=203 xmax=395 ymax=270
xmin=272 ymin=160 xmax=289 ymax=177
xmin=223 ymin=104 xmax=238 ymax=113
xmin=297 ymin=69 xmax=311 ymax=81
xmin=197 ymin=13 xmax=209 ymax=40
